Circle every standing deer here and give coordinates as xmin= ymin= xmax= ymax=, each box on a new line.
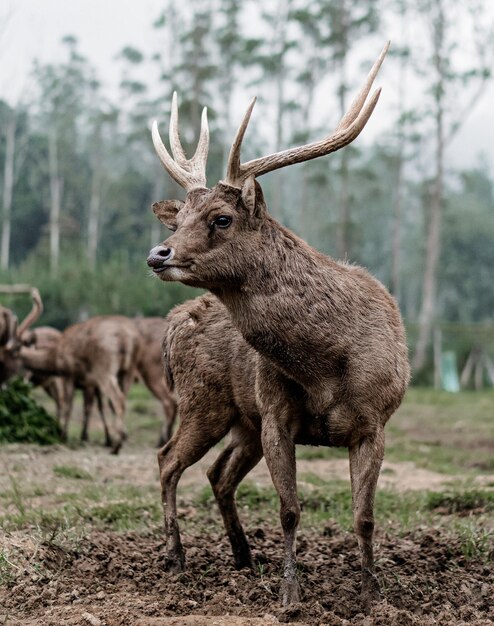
xmin=148 ymin=43 xmax=410 ymax=611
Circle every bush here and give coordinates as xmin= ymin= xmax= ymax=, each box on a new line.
xmin=0 ymin=378 xmax=62 ymax=444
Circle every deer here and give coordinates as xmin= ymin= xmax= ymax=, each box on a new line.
xmin=147 ymin=42 xmax=410 ymax=611
xmin=0 ymin=285 xmax=41 ymax=383
xmin=17 ymin=315 xmax=141 ymax=453
xmin=158 ymin=293 xmax=263 ymax=573
xmin=133 ymin=316 xmax=178 ymax=446
xmin=0 ymin=289 xmax=76 ymax=432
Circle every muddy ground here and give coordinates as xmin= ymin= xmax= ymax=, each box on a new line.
xmin=1 ymin=521 xmax=493 ymax=626
xmin=1 ymin=442 xmax=493 ymax=626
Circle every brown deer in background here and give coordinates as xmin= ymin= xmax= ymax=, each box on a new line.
xmin=0 ymin=288 xmax=75 ymax=433
xmin=18 ymin=315 xmax=141 ymax=453
xmin=148 ymin=43 xmax=410 ymax=611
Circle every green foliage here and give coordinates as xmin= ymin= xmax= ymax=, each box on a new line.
xmin=0 ymin=378 xmax=62 ymax=445
xmin=426 ymin=489 xmax=494 ymax=514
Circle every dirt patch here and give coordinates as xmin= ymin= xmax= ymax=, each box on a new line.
xmin=1 ymin=525 xmax=493 ymax=626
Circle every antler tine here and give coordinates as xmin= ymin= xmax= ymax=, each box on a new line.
xmin=191 ymin=106 xmax=210 ymax=172
xmin=224 ymin=97 xmax=257 ymax=187
xmin=239 ymin=87 xmax=382 ymax=180
xmin=169 ymin=92 xmax=188 ymax=166
xmin=17 ymin=287 xmax=43 ymax=337
xmin=152 ymin=121 xmax=195 ymax=189
xmin=222 ymin=44 xmax=388 ymax=185
xmin=336 ymin=41 xmax=390 ymax=132
xmin=152 ymin=94 xmax=209 ymax=191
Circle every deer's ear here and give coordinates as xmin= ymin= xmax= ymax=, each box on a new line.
xmin=241 ymin=176 xmax=267 ymax=222
xmin=152 ymin=200 xmax=184 ymax=231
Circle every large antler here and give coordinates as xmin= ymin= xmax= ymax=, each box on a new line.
xmin=152 ymin=92 xmax=210 ymax=191
xmin=224 ymin=42 xmax=390 ymax=188
xmin=16 ymin=288 xmax=43 ymax=337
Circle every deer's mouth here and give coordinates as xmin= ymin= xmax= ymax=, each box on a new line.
xmin=153 ymin=263 xmax=190 ymax=272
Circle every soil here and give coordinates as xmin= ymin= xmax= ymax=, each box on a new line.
xmin=1 ymin=443 xmax=493 ymax=626
xmin=1 ymin=521 xmax=493 ymax=626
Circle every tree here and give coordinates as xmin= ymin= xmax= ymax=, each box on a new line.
xmin=323 ymin=0 xmax=379 ymax=259
xmin=412 ymin=0 xmax=493 ymax=372
xmin=1 ymin=105 xmax=15 ymax=270
xmin=32 ymin=36 xmax=97 ymax=275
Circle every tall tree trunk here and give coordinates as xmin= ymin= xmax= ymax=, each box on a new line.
xmin=391 ymin=2 xmax=411 ymax=301
xmin=48 ymin=129 xmax=62 ymax=276
xmin=87 ymin=123 xmax=102 ymax=270
xmin=87 ymin=179 xmax=100 ymax=270
xmin=335 ymin=0 xmax=350 ymax=260
xmin=391 ymin=149 xmax=404 ymax=299
xmin=270 ymin=0 xmax=292 ymax=221
xmin=391 ymin=12 xmax=408 ymax=300
xmin=412 ymin=0 xmax=445 ymax=372
xmin=1 ymin=111 xmax=16 ymax=270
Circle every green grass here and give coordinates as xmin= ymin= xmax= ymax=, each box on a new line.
xmin=454 ymin=522 xmax=493 ymax=561
xmin=385 ymin=388 xmax=494 ymax=474
xmin=53 ymin=464 xmax=93 ymax=480
xmin=426 ymin=489 xmax=494 ymax=513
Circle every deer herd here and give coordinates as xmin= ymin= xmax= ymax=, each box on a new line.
xmin=1 ymin=44 xmax=410 ymax=612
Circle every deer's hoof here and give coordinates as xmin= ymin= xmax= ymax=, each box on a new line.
xmin=164 ymin=553 xmax=185 ymax=574
xmin=281 ymin=578 xmax=301 ymax=606
xmin=361 ymin=570 xmax=381 ymax=614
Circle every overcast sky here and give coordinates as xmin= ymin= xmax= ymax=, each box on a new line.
xmin=1 ymin=0 xmax=493 ymax=175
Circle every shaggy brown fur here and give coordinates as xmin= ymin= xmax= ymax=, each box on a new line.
xmin=133 ymin=317 xmax=177 ymax=445
xmin=158 ymin=294 xmax=261 ymax=572
xmin=19 ymin=316 xmax=141 ymax=453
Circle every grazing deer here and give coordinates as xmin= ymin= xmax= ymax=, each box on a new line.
xmin=158 ymin=294 xmax=262 ymax=572
xmin=148 ymin=43 xmax=410 ymax=610
xmin=0 ymin=290 xmax=75 ymax=434
xmin=18 ymin=315 xmax=141 ymax=453
xmin=0 ymin=286 xmax=41 ymax=383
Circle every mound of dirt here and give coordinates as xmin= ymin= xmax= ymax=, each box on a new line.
xmin=1 ymin=525 xmax=493 ymax=625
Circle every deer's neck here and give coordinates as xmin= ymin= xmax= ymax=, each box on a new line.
xmin=20 ymin=344 xmax=67 ymax=376
xmin=213 ymin=218 xmax=349 ymax=385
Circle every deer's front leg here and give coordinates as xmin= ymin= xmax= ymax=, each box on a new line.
xmin=257 ymin=369 xmax=301 ymax=606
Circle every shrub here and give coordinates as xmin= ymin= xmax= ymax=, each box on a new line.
xmin=0 ymin=378 xmax=62 ymax=444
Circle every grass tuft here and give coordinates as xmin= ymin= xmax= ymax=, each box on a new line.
xmin=426 ymin=489 xmax=494 ymax=514
xmin=53 ymin=465 xmax=93 ymax=480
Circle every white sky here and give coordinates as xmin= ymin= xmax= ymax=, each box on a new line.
xmin=1 ymin=0 xmax=493 ymax=174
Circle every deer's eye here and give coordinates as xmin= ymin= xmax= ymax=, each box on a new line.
xmin=213 ymin=215 xmax=232 ymax=229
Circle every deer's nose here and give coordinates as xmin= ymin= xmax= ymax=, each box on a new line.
xmin=147 ymin=245 xmax=174 ymax=269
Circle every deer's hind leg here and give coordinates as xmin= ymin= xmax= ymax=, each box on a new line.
xmin=99 ymin=376 xmax=127 ymax=453
xmin=349 ymin=426 xmax=385 ymax=614
xmin=157 ymin=407 xmax=234 ymax=572
xmin=207 ymin=420 xmax=263 ymax=570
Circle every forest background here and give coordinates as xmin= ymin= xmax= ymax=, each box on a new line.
xmin=0 ymin=0 xmax=493 ymax=382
